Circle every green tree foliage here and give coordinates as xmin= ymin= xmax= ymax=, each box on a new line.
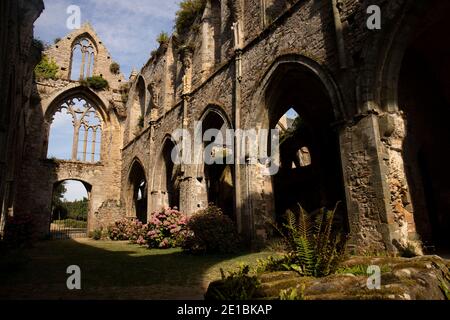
xmin=51 ymin=182 xmax=88 ymax=222
xmin=64 ymin=198 xmax=88 ymax=221
xmin=35 ymin=55 xmax=59 ymax=80
xmin=52 ymin=182 xmax=68 ymax=221
xmin=175 ymin=0 xmax=207 ymax=37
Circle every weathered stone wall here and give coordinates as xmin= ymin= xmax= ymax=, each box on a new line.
xmin=9 ymin=0 xmax=447 ymax=253
xmin=0 ymin=0 xmax=44 ymax=236
xmin=45 ymin=23 xmax=126 ymax=89
xmin=118 ymin=0 xmax=448 ymax=254
xmin=13 ymin=24 xmax=127 ymax=236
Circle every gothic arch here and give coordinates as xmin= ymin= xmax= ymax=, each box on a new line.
xmin=44 ymin=86 xmax=109 ymax=162
xmin=150 ymin=135 xmax=180 ymax=211
xmin=44 ymin=86 xmax=109 ymax=123
xmin=194 ymin=104 xmax=233 ymax=176
xmin=371 ymin=0 xmax=450 ymax=250
xmin=128 ymin=76 xmax=147 ymax=139
xmin=195 ymin=104 xmax=235 ymax=217
xmin=249 ymin=53 xmax=347 ymax=225
xmin=69 ymin=33 xmax=99 ymax=80
xmin=127 ymin=157 xmax=148 ymax=223
xmin=250 ymin=54 xmax=347 ymax=129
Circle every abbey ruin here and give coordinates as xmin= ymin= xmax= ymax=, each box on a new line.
xmin=1 ymin=0 xmax=449 ymax=255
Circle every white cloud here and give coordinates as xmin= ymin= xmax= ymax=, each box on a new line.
xmin=35 ymin=0 xmax=181 ymax=77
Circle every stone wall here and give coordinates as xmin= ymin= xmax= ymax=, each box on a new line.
xmin=0 ymin=0 xmax=44 ymax=236
xmin=119 ymin=0 xmax=449 ymax=254
xmin=9 ymin=0 xmax=448 ymax=253
xmin=13 ymin=24 xmax=127 ymax=236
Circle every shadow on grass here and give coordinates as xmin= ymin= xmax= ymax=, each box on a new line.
xmin=0 ymin=239 xmax=272 ymax=300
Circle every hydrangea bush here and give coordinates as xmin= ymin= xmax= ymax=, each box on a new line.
xmin=146 ymin=208 xmax=189 ymax=249
xmin=107 ymin=208 xmax=189 ymax=249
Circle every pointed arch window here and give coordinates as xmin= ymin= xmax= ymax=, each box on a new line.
xmin=70 ymin=37 xmax=96 ymax=80
xmin=48 ymin=97 xmax=102 ymax=163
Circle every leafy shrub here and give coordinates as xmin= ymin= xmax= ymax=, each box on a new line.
xmin=85 ymin=76 xmax=109 ymax=90
xmin=157 ymin=32 xmax=170 ymax=45
xmin=89 ymin=229 xmax=103 ymax=241
xmin=182 ymin=205 xmax=240 ymax=254
xmin=110 ymin=62 xmax=120 ymax=75
xmin=205 ymin=265 xmax=260 ymax=300
xmin=268 ymin=203 xmax=346 ymax=277
xmin=35 ymin=55 xmax=59 ymax=80
xmin=175 ymin=0 xmax=206 ymax=37
xmin=107 ymin=218 xmax=132 ymax=241
xmin=128 ymin=220 xmax=148 ymax=246
xmin=147 ymin=208 xmax=189 ymax=249
xmin=3 ymin=214 xmax=34 ymax=247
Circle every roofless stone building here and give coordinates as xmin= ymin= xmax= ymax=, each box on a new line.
xmin=1 ymin=0 xmax=449 ymax=254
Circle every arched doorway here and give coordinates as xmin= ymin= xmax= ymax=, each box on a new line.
xmin=152 ymin=137 xmax=181 ymax=211
xmin=200 ymin=107 xmax=234 ymax=219
xmin=50 ymin=180 xmax=91 ymax=239
xmin=397 ymin=5 xmax=450 ymax=251
xmin=128 ymin=160 xmax=148 ymax=223
xmin=258 ymin=57 xmax=347 ymax=228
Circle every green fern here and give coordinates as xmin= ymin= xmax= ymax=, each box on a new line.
xmin=270 ymin=202 xmax=346 ymax=277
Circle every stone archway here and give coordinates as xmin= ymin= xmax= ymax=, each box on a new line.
xmin=50 ymin=179 xmax=92 ymax=239
xmin=127 ymin=158 xmax=148 ymax=223
xmin=196 ymin=105 xmax=235 ymax=219
xmin=150 ymin=136 xmax=181 ymax=212
xmin=247 ymin=54 xmax=348 ymax=241
xmin=392 ymin=3 xmax=450 ymax=251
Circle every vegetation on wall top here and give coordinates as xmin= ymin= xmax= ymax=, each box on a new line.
xmin=110 ymin=62 xmax=120 ymax=75
xmin=35 ymin=55 xmax=59 ymax=80
xmin=80 ymin=76 xmax=109 ymax=90
xmin=157 ymin=32 xmax=170 ymax=45
xmin=175 ymin=0 xmax=206 ymax=37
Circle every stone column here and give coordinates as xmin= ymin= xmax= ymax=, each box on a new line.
xmin=339 ymin=113 xmax=397 ymax=254
xmin=71 ymin=123 xmax=80 ymax=161
xmin=232 ymin=21 xmax=244 ymax=234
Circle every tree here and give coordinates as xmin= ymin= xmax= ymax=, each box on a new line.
xmin=52 ymin=182 xmax=68 ymax=221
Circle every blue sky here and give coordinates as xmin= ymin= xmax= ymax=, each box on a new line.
xmin=35 ymin=0 xmax=181 ymax=78
xmin=36 ymin=0 xmax=181 ymax=200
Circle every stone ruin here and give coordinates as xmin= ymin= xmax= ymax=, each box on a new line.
xmin=1 ymin=0 xmax=450 ymax=255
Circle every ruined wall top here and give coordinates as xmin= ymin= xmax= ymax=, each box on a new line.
xmin=44 ymin=23 xmax=126 ymax=90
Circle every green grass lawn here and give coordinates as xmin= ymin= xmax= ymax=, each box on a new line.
xmin=0 ymin=239 xmax=274 ymax=300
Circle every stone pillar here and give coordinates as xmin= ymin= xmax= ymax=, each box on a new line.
xmin=201 ymin=0 xmax=215 ymax=79
xmin=72 ymin=124 xmax=80 ymax=160
xmin=339 ymin=113 xmax=397 ymax=254
xmin=232 ymin=21 xmax=244 ymax=234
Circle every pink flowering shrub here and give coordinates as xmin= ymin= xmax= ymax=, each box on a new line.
xmin=127 ymin=220 xmax=148 ymax=245
xmin=107 ymin=218 xmax=148 ymax=243
xmin=146 ymin=208 xmax=189 ymax=249
xmin=107 ymin=218 xmax=132 ymax=241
